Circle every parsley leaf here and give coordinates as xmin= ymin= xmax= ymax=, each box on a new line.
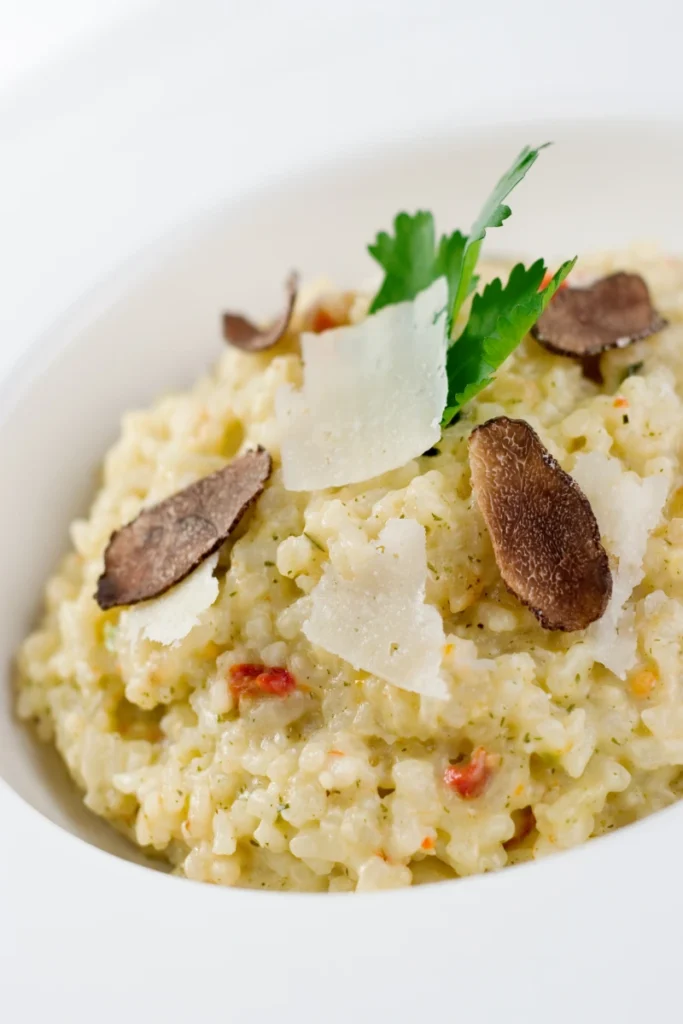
xmin=368 ymin=212 xmax=467 ymax=316
xmin=437 ymin=230 xmax=471 ymax=321
xmin=442 ymin=257 xmax=576 ymax=425
xmin=366 ymin=143 xmax=576 ymax=425
xmin=368 ymin=212 xmax=438 ymax=313
xmin=369 ymin=144 xmax=549 ymax=328
xmin=449 ymin=144 xmax=549 ymax=328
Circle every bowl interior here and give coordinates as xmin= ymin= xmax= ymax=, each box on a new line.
xmin=3 ymin=119 xmax=683 ymax=864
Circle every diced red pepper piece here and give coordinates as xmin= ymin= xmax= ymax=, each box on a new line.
xmin=229 ymin=663 xmax=296 ymax=700
xmin=444 ymin=747 xmax=494 ymax=799
xmin=309 ymin=307 xmax=340 ymax=333
xmin=256 ymin=667 xmax=297 ymax=695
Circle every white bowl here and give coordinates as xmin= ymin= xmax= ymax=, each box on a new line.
xmin=4 ymin=120 xmax=683 ymax=1019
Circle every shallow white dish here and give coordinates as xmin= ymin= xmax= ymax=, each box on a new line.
xmin=4 ymin=118 xmax=683 ymax=1020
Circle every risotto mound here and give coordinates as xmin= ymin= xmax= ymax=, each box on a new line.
xmin=15 ymin=241 xmax=683 ymax=892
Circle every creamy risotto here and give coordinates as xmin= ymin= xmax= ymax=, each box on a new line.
xmin=16 ymin=146 xmax=683 ymax=892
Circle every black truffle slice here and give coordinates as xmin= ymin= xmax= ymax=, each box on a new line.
xmin=222 ymin=272 xmax=299 ymax=352
xmin=532 ymin=272 xmax=667 ymax=359
xmin=468 ymin=418 xmax=611 ymax=632
xmin=96 ymin=448 xmax=272 ymax=610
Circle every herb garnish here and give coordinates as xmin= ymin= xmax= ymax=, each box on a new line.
xmin=368 ymin=144 xmax=576 ymax=426
xmin=368 ymin=214 xmax=467 ymax=315
xmin=443 ymin=259 xmax=573 ymax=423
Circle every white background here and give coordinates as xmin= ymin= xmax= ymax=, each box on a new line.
xmin=0 ymin=0 xmax=148 ymax=90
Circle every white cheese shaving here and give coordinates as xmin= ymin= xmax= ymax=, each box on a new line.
xmin=572 ymin=452 xmax=669 ymax=678
xmin=119 ymin=553 xmax=219 ymax=647
xmin=276 ymin=278 xmax=448 ymax=491
xmin=303 ymin=518 xmax=447 ymax=698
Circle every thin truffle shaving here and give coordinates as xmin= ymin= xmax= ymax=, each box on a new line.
xmin=222 ymin=272 xmax=299 ymax=352
xmin=96 ymin=448 xmax=272 ymax=609
xmin=532 ymin=271 xmax=666 ymax=359
xmin=468 ymin=417 xmax=612 ymax=631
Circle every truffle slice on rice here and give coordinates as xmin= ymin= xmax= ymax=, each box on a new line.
xmin=532 ymin=271 xmax=666 ymax=359
xmin=222 ymin=272 xmax=299 ymax=352
xmin=96 ymin=447 xmax=272 ymax=609
xmin=468 ymin=417 xmax=611 ymax=632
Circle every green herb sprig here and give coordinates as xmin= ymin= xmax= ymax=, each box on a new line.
xmin=367 ymin=144 xmax=576 ymax=425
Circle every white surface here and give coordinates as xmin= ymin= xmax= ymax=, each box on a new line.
xmin=2 ymin=3 xmax=683 ymax=1022
xmin=0 ymin=0 xmax=149 ymax=91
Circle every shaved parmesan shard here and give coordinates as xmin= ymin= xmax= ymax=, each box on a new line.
xmin=572 ymin=453 xmax=669 ymax=677
xmin=303 ymin=518 xmax=447 ymax=698
xmin=119 ymin=554 xmax=219 ymax=647
xmin=276 ymin=278 xmax=448 ymax=491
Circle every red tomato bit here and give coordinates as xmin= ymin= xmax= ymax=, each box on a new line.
xmin=306 ymin=293 xmax=356 ymax=333
xmin=229 ymin=663 xmax=296 ymax=700
xmin=310 ymin=307 xmax=340 ymax=333
xmin=444 ymin=747 xmax=495 ymax=799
